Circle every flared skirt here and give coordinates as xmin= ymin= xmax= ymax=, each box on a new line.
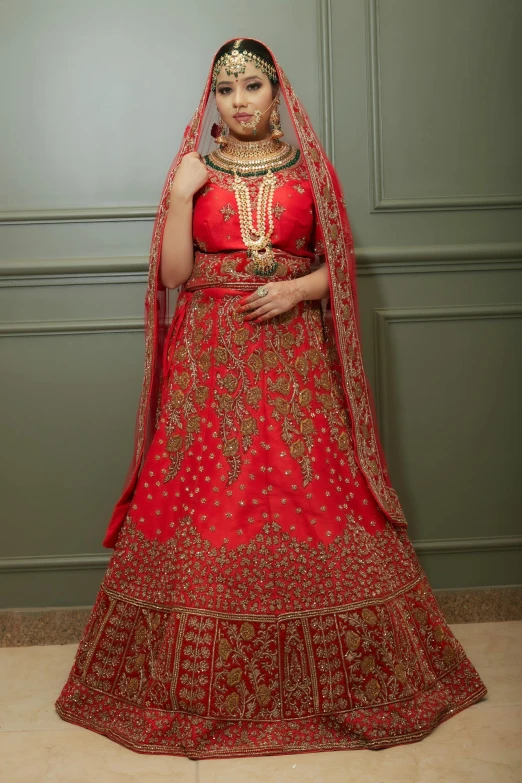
xmin=55 ymin=290 xmax=487 ymax=758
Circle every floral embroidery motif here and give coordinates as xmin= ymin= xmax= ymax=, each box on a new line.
xmin=55 ymin=515 xmax=486 ymax=757
xmin=161 ymin=284 xmax=358 ymax=491
xmin=273 ymin=202 xmax=286 ymax=219
xmin=220 ymin=203 xmax=237 ymax=222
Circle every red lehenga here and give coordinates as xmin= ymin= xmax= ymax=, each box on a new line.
xmin=54 ymin=38 xmax=487 ymax=759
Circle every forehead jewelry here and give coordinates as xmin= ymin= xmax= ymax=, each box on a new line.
xmin=211 ymin=40 xmax=278 ymax=92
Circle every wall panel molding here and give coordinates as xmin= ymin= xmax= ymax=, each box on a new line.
xmin=0 ymin=206 xmax=157 ymax=226
xmin=0 ymin=255 xmax=148 ymax=288
xmin=0 ymin=317 xmax=144 ymax=337
xmin=356 ymin=242 xmax=522 ymax=276
xmin=366 ymin=0 xmax=522 ymax=213
xmin=0 ymin=0 xmax=332 ymax=226
xmin=317 ymin=0 xmax=335 ymax=163
xmin=373 ymin=303 xmax=522 ymax=451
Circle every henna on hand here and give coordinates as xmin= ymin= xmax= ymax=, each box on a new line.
xmin=236 ymin=280 xmax=304 ymax=322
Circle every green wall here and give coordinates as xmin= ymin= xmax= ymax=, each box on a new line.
xmin=0 ymin=0 xmax=521 ymax=608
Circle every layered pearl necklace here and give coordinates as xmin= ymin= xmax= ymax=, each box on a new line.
xmin=233 ymin=167 xmax=277 ymax=276
xmin=205 ymin=137 xmax=300 ymax=276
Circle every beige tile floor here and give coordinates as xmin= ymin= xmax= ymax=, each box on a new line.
xmin=0 ymin=621 xmax=520 ymax=783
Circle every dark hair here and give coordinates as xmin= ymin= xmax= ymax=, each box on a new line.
xmin=212 ymin=39 xmax=278 ymax=89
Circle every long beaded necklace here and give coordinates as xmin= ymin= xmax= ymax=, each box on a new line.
xmin=205 ymin=137 xmax=301 ymax=276
xmin=232 ymin=168 xmax=278 ymax=276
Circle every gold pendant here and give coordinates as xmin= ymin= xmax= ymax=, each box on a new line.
xmin=249 ymin=243 xmax=278 ymax=276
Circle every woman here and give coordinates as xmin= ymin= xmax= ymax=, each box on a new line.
xmin=55 ymin=37 xmax=487 ymax=759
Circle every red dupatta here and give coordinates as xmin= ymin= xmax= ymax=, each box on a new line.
xmin=102 ymin=37 xmax=407 ymax=548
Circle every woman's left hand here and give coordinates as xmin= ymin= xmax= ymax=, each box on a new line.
xmin=236 ymin=280 xmax=303 ymax=322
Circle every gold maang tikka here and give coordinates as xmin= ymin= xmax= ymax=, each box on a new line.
xmin=211 ymin=38 xmax=278 ymax=93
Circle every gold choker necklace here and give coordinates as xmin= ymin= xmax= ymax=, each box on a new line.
xmin=205 ymin=137 xmax=300 ymax=177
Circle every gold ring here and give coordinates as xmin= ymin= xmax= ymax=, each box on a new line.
xmin=256 ymin=286 xmax=269 ymax=298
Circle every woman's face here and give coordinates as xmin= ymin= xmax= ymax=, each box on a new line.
xmin=215 ymin=60 xmax=279 ymax=141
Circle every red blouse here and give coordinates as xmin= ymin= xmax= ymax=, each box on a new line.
xmin=192 ymin=153 xmax=325 ymax=259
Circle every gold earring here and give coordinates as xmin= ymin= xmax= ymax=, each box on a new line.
xmin=270 ymin=97 xmax=284 ymax=140
xmin=211 ymin=116 xmax=228 ymax=146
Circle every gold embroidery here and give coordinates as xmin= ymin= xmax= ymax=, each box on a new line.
xmin=240 ymin=622 xmax=255 ymax=640
xmin=220 ymin=203 xmax=237 ymax=222
xmin=205 ymin=155 xmax=309 ymax=192
xmin=273 ymin=202 xmax=286 ymax=219
xmin=280 ymin=61 xmax=408 ymax=527
xmin=162 ymin=278 xmax=359 ymax=489
xmin=56 ymin=517 xmax=486 ymax=756
xmin=186 ymin=250 xmax=309 ymax=289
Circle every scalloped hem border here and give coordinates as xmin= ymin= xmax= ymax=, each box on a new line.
xmin=54 ymin=680 xmax=488 ymax=760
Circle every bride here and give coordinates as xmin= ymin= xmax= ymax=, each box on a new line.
xmin=55 ymin=37 xmax=487 ymax=760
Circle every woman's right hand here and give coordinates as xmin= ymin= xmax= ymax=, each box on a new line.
xmin=170 ymin=152 xmax=208 ymax=203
